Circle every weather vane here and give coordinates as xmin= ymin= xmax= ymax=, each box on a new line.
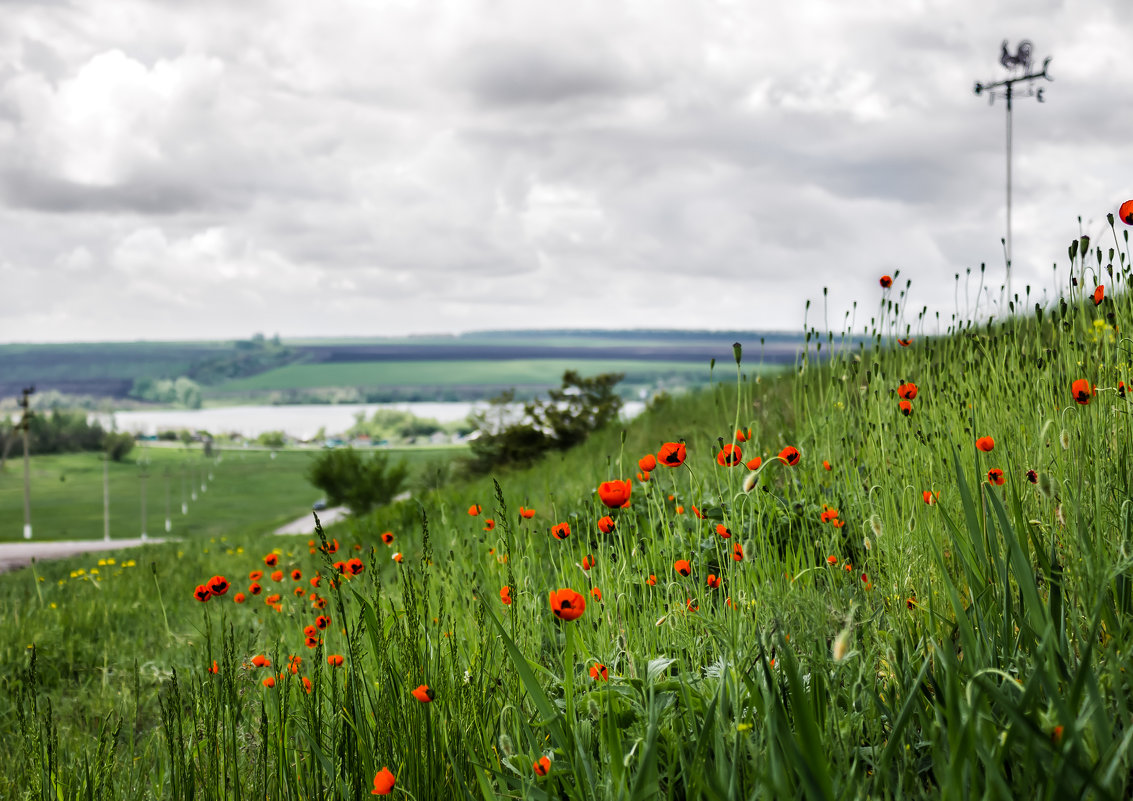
xmin=974 ymin=39 xmax=1053 ymax=304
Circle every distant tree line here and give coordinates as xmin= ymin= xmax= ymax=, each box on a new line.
xmin=129 ymin=376 xmax=203 ymax=408
xmin=0 ymin=409 xmax=135 ymax=468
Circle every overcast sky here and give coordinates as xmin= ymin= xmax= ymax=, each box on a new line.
xmin=0 ymin=0 xmax=1129 ymax=343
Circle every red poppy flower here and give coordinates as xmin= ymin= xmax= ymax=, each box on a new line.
xmin=1071 ymin=378 xmax=1095 ymax=405
xmin=193 ymin=585 xmax=211 ymax=602
xmin=315 ymin=615 xmax=330 ymax=629
xmin=597 ymin=479 xmax=632 ymax=508
xmin=264 ymin=554 xmax=278 ymax=567
xmin=271 ymin=570 xmax=283 ymax=582
xmin=897 ymin=338 xmax=913 ymax=347
xmin=826 ymin=555 xmax=838 ymax=564
xmin=637 ymin=470 xmax=651 ymax=482
xmin=327 ymin=654 xmax=344 ymax=667
xmin=715 ymin=523 xmax=732 ymax=539
xmin=262 ymin=676 xmax=275 ymax=688
xmin=675 ymin=505 xmax=685 ymax=515
xmin=638 ymin=454 xmax=657 ymax=472
xmin=832 ymin=518 xmax=845 ymax=528
xmin=500 ymin=586 xmax=512 ymax=605
xmin=975 ymin=436 xmax=995 ymax=452
xmin=1119 ymin=381 xmax=1126 ymax=398
xmin=372 ymin=767 xmax=396 ymax=795
xmin=880 ymin=275 xmax=893 ymax=288
xmin=468 ymin=504 xmax=481 ymax=516
xmin=321 ymin=539 xmax=339 ymax=555
xmin=674 ymin=559 xmax=691 ymax=576
xmin=735 ymin=427 xmax=751 ymax=442
xmin=208 ymin=660 xmax=219 ymax=674
xmin=519 ymin=506 xmax=536 ymax=519
xmin=732 ymin=543 xmax=744 ymax=561
xmin=288 ymin=655 xmax=301 ymax=674
xmin=899 ymin=400 xmax=913 ymax=416
xmin=716 ymin=444 xmax=743 ymax=467
xmin=686 ymin=598 xmax=699 ymax=612
xmin=582 ymin=554 xmax=595 ymax=571
xmin=706 ymin=574 xmax=720 ymax=589
xmin=549 ymin=588 xmax=585 ymax=621
xmin=249 ymin=570 xmax=263 ymax=581
xmin=598 ymin=515 xmax=616 ymax=533
xmin=820 ymin=507 xmax=839 ymax=523
xmin=234 ymin=592 xmax=246 ymax=604
xmin=305 ymin=635 xmax=321 ymax=648
xmin=822 ymin=460 xmax=832 ymax=471
xmin=657 ymin=442 xmax=687 ymax=467
xmin=411 ymin=684 xmax=434 ymax=703
xmin=987 ymin=468 xmax=1005 ymax=486
xmin=551 ymin=522 xmax=571 ymax=540
xmin=249 ymin=582 xmax=262 ymax=596
xmin=251 ymin=654 xmax=271 ymax=668
xmin=906 ymin=598 xmax=916 ymax=610
xmin=265 ymin=593 xmax=282 ymax=605
xmin=291 ymin=569 xmax=302 ymax=581
xmin=304 ymin=624 xmax=317 ymax=638
xmin=897 ymin=382 xmax=918 ymax=400
xmin=745 ymin=457 xmax=762 ymax=470
xmin=381 ymin=531 xmax=394 ymax=544
xmin=589 ymin=663 xmax=609 ymax=681
xmin=590 ymin=587 xmax=603 ymax=601
xmin=332 ymin=561 xmax=346 ymax=574
xmin=302 ymin=676 xmax=312 ymax=694
xmin=1026 ymin=469 xmax=1038 ymax=484
xmin=392 ymin=552 xmax=403 ymax=563
xmin=778 ymin=446 xmax=800 ymax=466
xmin=1120 ymin=200 xmax=1133 ymax=225
xmin=1093 ymin=285 xmax=1104 ymax=306
xmin=533 ymin=756 xmax=551 ymax=776
xmin=646 ymin=574 xmax=656 ymax=586
xmin=923 ymin=490 xmax=938 ymax=505
xmin=692 ymin=505 xmax=705 ymax=519
xmin=483 ymin=518 xmax=496 ymax=531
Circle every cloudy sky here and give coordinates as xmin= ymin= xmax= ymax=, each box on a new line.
xmin=0 ymin=0 xmax=1128 ymax=343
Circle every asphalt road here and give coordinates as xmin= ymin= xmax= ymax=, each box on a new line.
xmin=0 ymin=537 xmax=166 ymax=574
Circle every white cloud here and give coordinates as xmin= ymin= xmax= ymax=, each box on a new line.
xmin=0 ymin=0 xmax=1129 ymax=342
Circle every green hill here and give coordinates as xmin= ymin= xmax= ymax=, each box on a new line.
xmin=1 ymin=230 xmax=1132 ymax=798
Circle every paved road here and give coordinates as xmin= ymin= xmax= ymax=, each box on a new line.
xmin=0 ymin=537 xmax=167 ymax=574
xmin=274 ymin=506 xmax=349 ymax=535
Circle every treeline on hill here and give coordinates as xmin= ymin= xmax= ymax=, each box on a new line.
xmin=0 ymin=410 xmax=134 ymax=467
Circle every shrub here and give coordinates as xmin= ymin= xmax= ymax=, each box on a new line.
xmin=305 ymin=447 xmax=409 ymax=515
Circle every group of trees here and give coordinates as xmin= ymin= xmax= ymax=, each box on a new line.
xmin=466 ymin=370 xmax=624 ymax=474
xmin=306 ymin=449 xmax=409 ymax=515
xmin=0 ymin=409 xmax=135 ymax=469
xmin=128 ymin=376 xmax=203 ymax=408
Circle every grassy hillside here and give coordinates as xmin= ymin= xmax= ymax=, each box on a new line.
xmin=1 ymin=227 xmax=1131 ymax=798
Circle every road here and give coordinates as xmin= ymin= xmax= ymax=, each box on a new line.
xmin=0 ymin=537 xmax=166 ymax=574
xmin=274 ymin=506 xmax=349 ymax=535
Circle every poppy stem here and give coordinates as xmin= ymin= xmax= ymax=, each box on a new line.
xmin=562 ymin=622 xmax=577 ymax=727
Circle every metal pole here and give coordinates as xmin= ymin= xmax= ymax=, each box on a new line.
xmin=103 ymin=455 xmax=110 ymax=542
xmin=19 ymin=387 xmax=33 ymax=540
xmin=22 ymin=420 xmax=31 ymax=540
xmin=140 ymin=462 xmax=148 ymax=541
xmin=1005 ymin=83 xmax=1013 ymax=301
xmin=165 ymin=469 xmax=171 ymax=533
xmin=181 ymin=465 xmax=188 ymax=513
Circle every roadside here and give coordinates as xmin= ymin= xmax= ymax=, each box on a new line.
xmin=0 ymin=537 xmax=167 ymax=574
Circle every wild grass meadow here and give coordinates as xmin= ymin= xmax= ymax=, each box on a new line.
xmin=2 ymin=209 xmax=1133 ymax=799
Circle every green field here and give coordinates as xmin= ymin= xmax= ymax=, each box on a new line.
xmin=0 ymin=446 xmax=463 ymax=543
xmin=209 ymin=358 xmax=715 ymax=393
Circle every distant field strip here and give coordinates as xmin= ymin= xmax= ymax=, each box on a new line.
xmin=212 ymin=359 xmax=716 ymax=392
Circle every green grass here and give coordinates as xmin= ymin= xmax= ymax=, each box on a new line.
xmin=209 ymin=358 xmax=716 ymax=393
xmin=1 ymin=220 xmax=1132 ymax=799
xmin=0 ymin=446 xmax=465 ymax=543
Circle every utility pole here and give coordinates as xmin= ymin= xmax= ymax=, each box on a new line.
xmin=181 ymin=463 xmax=188 ymax=513
xmin=103 ymin=454 xmax=110 ymax=542
xmin=18 ymin=386 xmax=34 ymax=539
xmin=139 ymin=457 xmax=148 ymax=541
xmin=974 ymin=40 xmax=1052 ymax=304
xmin=164 ymin=467 xmax=172 ymax=533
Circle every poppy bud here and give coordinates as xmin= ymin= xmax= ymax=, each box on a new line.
xmin=1059 ymin=429 xmax=1070 ymax=450
xmin=832 ymin=626 xmax=852 ymax=662
xmin=1038 ymin=472 xmax=1055 ymax=499
xmin=498 ymin=734 xmax=515 ymax=757
xmin=733 ymin=342 xmax=743 ymax=365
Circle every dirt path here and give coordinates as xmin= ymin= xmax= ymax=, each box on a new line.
xmin=0 ymin=538 xmax=167 ymax=574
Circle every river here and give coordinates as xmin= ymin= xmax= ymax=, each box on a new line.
xmin=96 ymin=401 xmax=645 ymax=441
